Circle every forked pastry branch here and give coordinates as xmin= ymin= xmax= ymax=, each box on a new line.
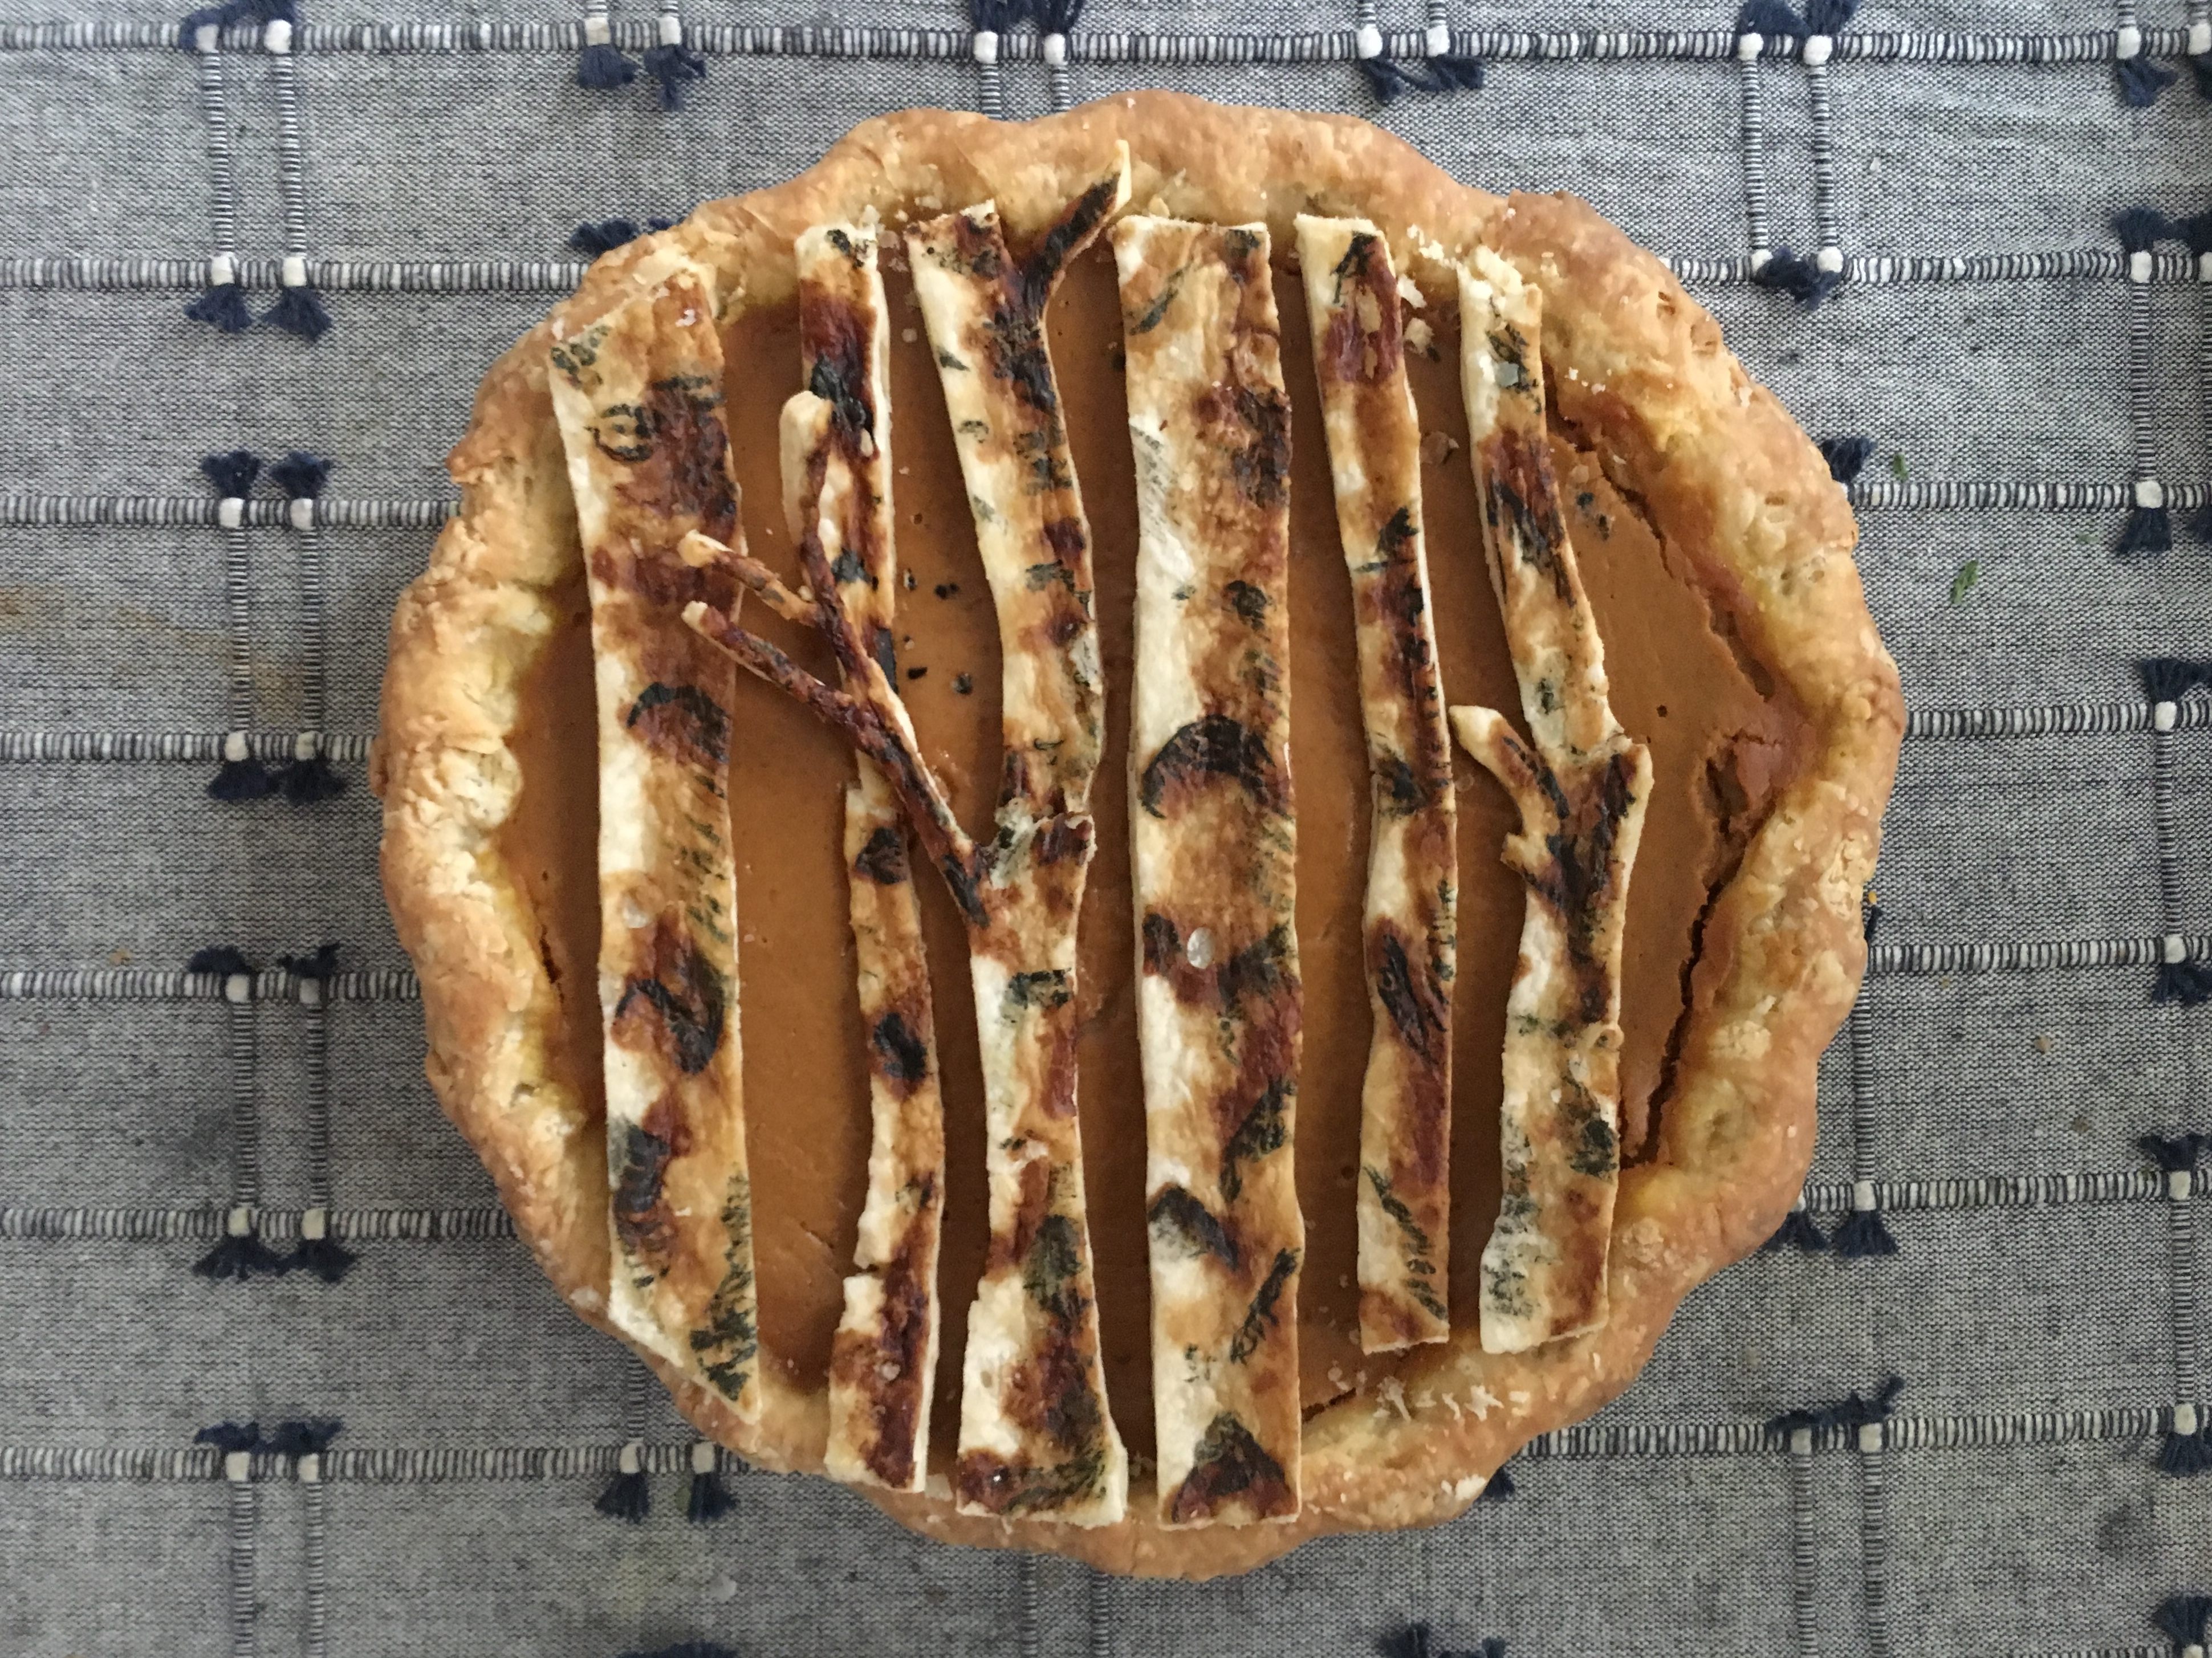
xmin=1453 ymin=247 xmax=1653 ymax=1355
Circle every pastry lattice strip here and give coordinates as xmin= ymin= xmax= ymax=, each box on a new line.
xmin=781 ymin=224 xmax=949 ymax=1496
xmin=546 ymin=259 xmax=764 ymax=1430
xmin=1114 ymin=214 xmax=1306 ymax=1527
xmin=681 ymin=153 xmax=1134 ymax=1526
xmin=1294 ymin=215 xmax=1459 ymax=1355
xmin=1452 ymin=247 xmax=1653 ymax=1354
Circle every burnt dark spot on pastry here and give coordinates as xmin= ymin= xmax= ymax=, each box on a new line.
xmin=1225 ymin=580 xmax=1270 ymax=626
xmin=1148 ymin=1184 xmax=1240 ymax=1269
xmin=953 ymin=1440 xmax=1107 ymax=1517
xmin=824 ymin=226 xmax=862 ymax=266
xmin=1040 ymin=515 xmax=1087 ymax=565
xmin=605 ymin=375 xmax=738 ymax=540
xmin=1221 ymin=226 xmax=1263 ymax=266
xmin=934 ymin=581 xmax=959 ymax=598
xmin=1376 ymin=504 xmax=1417 ymax=564
xmin=1528 ymin=749 xmax=1640 ymax=1020
xmin=854 ymin=1216 xmax=935 ymax=1487
xmin=1017 ymin=175 xmax=1121 ymax=312
xmin=1006 ymin=968 xmax=1072 ymax=1010
xmin=804 ymin=310 xmax=873 ymax=445
xmin=610 ymin=1116 xmax=678 ymax=1261
xmin=852 ymin=824 xmax=908 ymax=885
xmin=981 ymin=301 xmax=1058 ymax=418
xmin=1222 ymin=384 xmax=1291 ymax=507
xmin=1566 ymin=1090 xmax=1620 ymax=1179
xmin=830 ymin=549 xmax=869 ymax=585
xmin=935 ymin=347 xmax=970 ymax=372
xmin=1227 ymin=1247 xmax=1298 ymax=1362
xmin=953 ymin=672 xmax=974 ymax=695
xmin=613 ymin=918 xmax=727 ymax=1076
xmin=1125 ymin=264 xmax=1186 ymax=335
xmin=1032 ymin=815 xmax=1090 ymax=866
xmin=1371 ymin=926 xmax=1445 ymax=1065
xmin=1377 ymin=751 xmax=1432 ymax=817
xmin=624 ymin=681 xmax=729 ymax=769
xmin=871 ymin=1009 xmax=930 ymax=1090
xmin=1138 ymin=713 xmax=1276 ymax=817
xmin=946 ymin=211 xmax=1006 ymax=281
xmin=690 ymin=1172 xmax=759 ymax=1399
xmin=1219 ymin=1078 xmax=1290 ymax=1203
xmin=1169 ymin=1412 xmax=1291 ymax=1524
xmin=1215 ymin=925 xmax=1291 ymax=1008
xmin=1026 ymin=560 xmax=1077 ymax=592
xmin=1363 ymin=1168 xmax=1445 ymax=1319
xmin=872 ymin=626 xmax=897 ymax=684
xmin=1488 ymin=324 xmax=1531 ymax=386
xmin=1481 ymin=425 xmax=1572 ymax=601
xmin=1140 ymin=910 xmax=1180 ymax=975
xmin=1047 ymin=605 xmax=1085 ymax=648
xmin=1022 ymin=1212 xmax=1085 ymax=1323
xmin=1320 ymin=234 xmax=1402 ymax=385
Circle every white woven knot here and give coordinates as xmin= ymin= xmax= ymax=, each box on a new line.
xmin=970 ymin=27 xmax=998 ymax=64
xmin=1816 ymin=245 xmax=1844 ymax=274
xmin=1851 ymin=1179 xmax=1877 ymax=1213
xmin=1856 ymin=1422 xmax=1882 ymax=1453
xmin=2156 ymin=700 xmax=2180 ymax=733
xmin=225 ymin=972 xmax=254 ymax=1005
xmin=2191 ymin=19 xmax=2212 ymax=53
xmin=2129 ymin=248 xmax=2154 ymax=284
xmin=1736 ymin=30 xmax=1764 ymax=59
xmin=297 ymin=1452 xmax=322 ymax=1485
xmin=1041 ymin=31 xmax=1067 ymax=66
xmin=302 ymin=1205 xmax=329 ymax=1240
xmin=1355 ymin=23 xmax=1384 ymax=59
xmin=208 ymin=251 xmax=237 ymax=287
xmin=1424 ymin=22 xmax=1450 ymax=56
xmin=1801 ymin=32 xmax=1832 ymax=66
xmin=618 ymin=1440 xmax=644 ymax=1476
xmin=476 ymin=19 xmax=493 ymax=48
xmin=691 ymin=1441 xmax=718 ymax=1476
xmin=2176 ymin=1400 xmax=2202 ymax=1436
xmin=1788 ymin=1426 xmax=1813 ymax=1455
xmin=582 ymin=14 xmax=611 ymax=46
xmin=2134 ymin=475 xmax=2165 ymax=510
xmin=293 ymin=730 xmax=321 ymax=762
xmin=226 ymin=1204 xmax=255 ymax=1237
xmin=2165 ymin=932 xmax=2187 ymax=963
xmin=262 ymin=17 xmax=292 ymax=53
xmin=216 ymin=497 xmax=246 ymax=531
xmin=2200 ymin=251 xmax=2212 ymax=283
xmin=194 ymin=22 xmax=220 ymax=52
xmin=1749 ymin=247 xmax=1772 ymax=272
xmin=657 ymin=14 xmax=682 ymax=45
xmin=288 ymin=496 xmax=315 ymax=531
xmin=224 ymin=1450 xmax=253 ymax=1483
xmin=222 ymin=730 xmax=250 ymax=763
xmin=281 ymin=254 xmax=309 ymax=290
xmin=2115 ymin=23 xmax=2142 ymax=58
xmin=2172 ymin=1169 xmax=2195 ymax=1201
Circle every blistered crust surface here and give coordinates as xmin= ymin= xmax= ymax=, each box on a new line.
xmin=375 ymin=91 xmax=1904 ymax=1579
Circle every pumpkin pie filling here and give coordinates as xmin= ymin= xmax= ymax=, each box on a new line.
xmin=498 ymin=239 xmax=1806 ymax=1473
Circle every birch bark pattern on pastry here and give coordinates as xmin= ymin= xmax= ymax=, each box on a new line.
xmin=780 ymin=225 xmax=948 ymax=1495
xmin=1113 ymin=215 xmax=1304 ymax=1527
xmin=908 ymin=153 xmax=1133 ymax=1526
xmin=1452 ymin=248 xmax=1653 ymax=1354
xmin=544 ymin=262 xmax=763 ymax=1427
xmin=1294 ymin=215 xmax=1458 ymax=1355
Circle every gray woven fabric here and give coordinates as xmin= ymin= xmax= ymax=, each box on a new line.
xmin=1 ymin=3 xmax=2208 ymax=1654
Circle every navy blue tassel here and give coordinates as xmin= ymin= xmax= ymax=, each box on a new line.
xmin=619 ymin=1645 xmax=741 ymax=1658
xmin=2118 ymin=53 xmax=2178 ymax=107
xmin=1477 ymin=1461 xmax=1514 ymax=1501
xmin=186 ymin=282 xmax=254 ymax=333
xmin=290 ymin=1233 xmax=357 ymax=1282
xmin=642 ymin=43 xmax=706 ymax=109
xmin=177 ymin=0 xmax=255 ymax=48
xmin=577 ymin=38 xmax=636 ymax=89
xmin=2138 ymin=657 xmax=2212 ymax=701
xmin=2118 ymin=505 xmax=2174 ymax=558
xmin=194 ymin=1420 xmax=261 ymax=1455
xmin=1359 ymin=54 xmax=1483 ymax=103
xmin=1358 ymin=57 xmax=1423 ymax=103
xmin=2153 ymin=1592 xmax=2212 ymax=1649
xmin=2158 ymin=960 xmax=2212 ymax=1006
xmin=279 ymin=943 xmax=339 ymax=982
xmin=1380 ymin=1625 xmax=1440 ymax=1658
xmin=2158 ymin=1417 xmax=2211 ymax=1476
xmin=2139 ymin=1133 xmax=2209 ymax=1174
xmin=1768 ymin=1376 xmax=1902 ymax=1441
xmin=194 ymin=1231 xmax=291 ymax=1280
xmin=2115 ymin=206 xmax=2171 ymax=252
xmin=2193 ymin=56 xmax=2212 ymax=98
xmin=1034 ymin=0 xmax=1083 ymax=26
xmin=686 ymin=1467 xmax=734 ymax=1523
xmin=1832 ymin=1207 xmax=1898 ymax=1257
xmin=596 ymin=1465 xmax=651 ymax=1522
xmin=269 ymin=449 xmax=330 ymax=499
xmin=1751 ymin=248 xmax=1844 ymax=308
xmin=1801 ymin=0 xmax=1855 ymax=32
xmin=2190 ymin=501 xmax=2212 ymax=543
xmin=570 ymin=218 xmax=673 ymax=257
xmin=188 ymin=944 xmax=255 ymax=978
xmin=200 ymin=450 xmax=262 ymax=498
xmin=1764 ymin=1207 xmax=1827 ymax=1251
xmin=1818 ymin=435 xmax=1874 ymax=483
xmin=971 ymin=0 xmax=1026 ymax=27
xmin=263 ymin=1418 xmax=342 ymax=1458
xmin=280 ymin=754 xmax=347 ymax=802
xmin=1861 ymin=895 xmax=1882 ymax=943
xmin=209 ymin=759 xmax=275 ymax=800
xmin=1734 ymin=0 xmax=1803 ymax=39
xmin=265 ymin=283 xmax=331 ymax=343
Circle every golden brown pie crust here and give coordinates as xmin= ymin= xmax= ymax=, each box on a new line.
xmin=373 ymin=92 xmax=1903 ymax=1579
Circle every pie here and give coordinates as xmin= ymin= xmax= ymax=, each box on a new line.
xmin=373 ymin=91 xmax=1902 ymax=1579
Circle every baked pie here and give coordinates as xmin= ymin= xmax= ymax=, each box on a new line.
xmin=376 ymin=92 xmax=1902 ymax=1578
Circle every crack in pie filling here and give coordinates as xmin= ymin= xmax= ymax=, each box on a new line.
xmin=377 ymin=93 xmax=1901 ymax=1578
